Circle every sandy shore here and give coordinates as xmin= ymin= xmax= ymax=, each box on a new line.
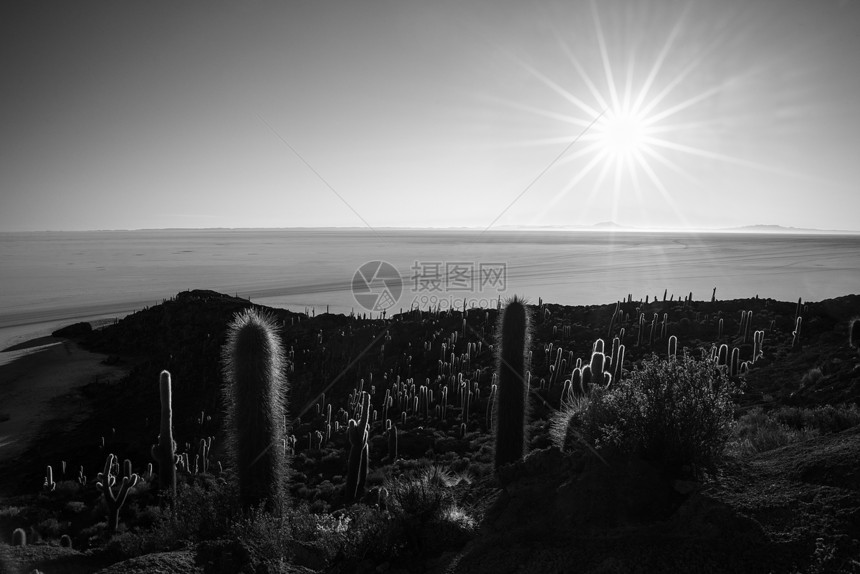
xmin=0 ymin=338 xmax=128 ymax=464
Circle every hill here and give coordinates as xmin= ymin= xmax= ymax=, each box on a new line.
xmin=1 ymin=289 xmax=859 ymax=573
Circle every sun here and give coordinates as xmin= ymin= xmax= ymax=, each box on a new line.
xmin=597 ymin=108 xmax=650 ymax=164
xmin=490 ymin=0 xmax=775 ymax=228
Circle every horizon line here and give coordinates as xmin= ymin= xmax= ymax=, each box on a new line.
xmin=2 ymin=224 xmax=860 ymax=235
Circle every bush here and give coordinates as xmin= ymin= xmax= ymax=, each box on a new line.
xmin=774 ymin=404 xmax=860 ymax=434
xmin=729 ymin=408 xmax=815 ymax=456
xmin=551 ymin=354 xmax=739 ymax=476
xmin=801 ymin=368 xmax=824 ymax=388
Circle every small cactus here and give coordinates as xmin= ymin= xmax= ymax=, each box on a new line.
xmin=792 ymin=316 xmax=803 ymax=349
xmin=12 ymin=527 xmax=26 ymax=546
xmin=43 ymin=465 xmax=56 ymax=492
xmin=730 ymin=347 xmax=740 ymax=378
xmin=59 ymin=534 xmax=72 ymax=548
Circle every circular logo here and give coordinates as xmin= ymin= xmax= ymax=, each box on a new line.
xmin=352 ymin=260 xmax=402 ymax=312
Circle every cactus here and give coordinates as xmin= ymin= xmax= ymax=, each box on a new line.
xmin=753 ymin=330 xmax=764 ymax=363
xmin=792 ymin=316 xmax=802 ymax=349
xmin=668 ymin=335 xmax=677 ymax=360
xmin=494 ymin=297 xmax=530 ymax=470
xmin=222 ymin=308 xmax=288 ymax=512
xmin=44 ymin=465 xmax=56 ymax=492
xmin=611 ymin=345 xmax=624 ymax=383
xmin=717 ymin=344 xmax=729 ymax=367
xmin=12 ymin=527 xmax=26 ymax=546
xmin=345 ymin=391 xmax=370 ymax=503
xmin=150 ymin=370 xmax=177 ymax=499
xmin=60 ymin=534 xmax=72 ymax=548
xmin=96 ymin=454 xmax=139 ymax=534
xmin=850 ymin=318 xmax=860 ymax=353
xmin=385 ymin=424 xmax=398 ymax=463
xmin=730 ymin=347 xmax=740 ymax=378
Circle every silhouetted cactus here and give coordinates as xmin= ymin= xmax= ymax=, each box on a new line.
xmin=150 ymin=370 xmax=176 ymax=498
xmin=611 ymin=345 xmax=624 ymax=383
xmin=59 ymin=534 xmax=72 ymax=548
xmin=12 ymin=527 xmax=26 ymax=546
xmin=345 ymin=391 xmax=370 ymax=503
xmin=385 ymin=424 xmax=398 ymax=463
xmin=792 ymin=316 xmax=803 ymax=349
xmin=717 ymin=344 xmax=729 ymax=367
xmin=668 ymin=335 xmax=677 ymax=360
xmin=850 ymin=318 xmax=860 ymax=353
xmin=494 ymin=297 xmax=530 ymax=470
xmin=43 ymin=465 xmax=56 ymax=492
xmin=753 ymin=330 xmax=764 ymax=363
xmin=222 ymin=308 xmax=288 ymax=512
xmin=96 ymin=454 xmax=139 ymax=534
xmin=730 ymin=347 xmax=740 ymax=378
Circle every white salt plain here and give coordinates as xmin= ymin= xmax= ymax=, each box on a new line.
xmin=1 ymin=229 xmax=858 ymax=356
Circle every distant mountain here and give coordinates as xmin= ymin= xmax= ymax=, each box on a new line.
xmin=724 ymin=224 xmax=859 ymax=234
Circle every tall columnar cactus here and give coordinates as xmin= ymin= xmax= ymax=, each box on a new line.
xmin=222 ymin=308 xmax=288 ymax=512
xmin=150 ymin=370 xmax=176 ymax=498
xmin=96 ymin=454 xmax=139 ymax=534
xmin=494 ymin=297 xmax=530 ymax=470
xmin=668 ymin=335 xmax=678 ymax=360
xmin=345 ymin=391 xmax=370 ymax=503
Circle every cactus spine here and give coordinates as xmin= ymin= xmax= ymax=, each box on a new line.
xmin=494 ymin=297 xmax=530 ymax=470
xmin=346 ymin=391 xmax=370 ymax=503
xmin=150 ymin=370 xmax=176 ymax=499
xmin=222 ymin=309 xmax=288 ymax=512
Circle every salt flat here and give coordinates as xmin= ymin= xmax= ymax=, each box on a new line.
xmin=0 ymin=229 xmax=858 ymax=349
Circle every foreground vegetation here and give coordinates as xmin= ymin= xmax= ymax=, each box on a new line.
xmin=2 ymin=290 xmax=860 ymax=573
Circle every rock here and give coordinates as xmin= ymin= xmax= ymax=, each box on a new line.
xmin=52 ymin=322 xmax=93 ymax=339
xmin=195 ymin=539 xmax=254 ymax=574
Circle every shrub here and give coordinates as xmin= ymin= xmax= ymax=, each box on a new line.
xmin=801 ymin=368 xmax=824 ymax=388
xmin=551 ymin=354 xmax=738 ymax=476
xmin=385 ymin=468 xmax=452 ymax=523
xmin=729 ymin=408 xmax=815 ymax=456
xmin=774 ymin=404 xmax=860 ymax=434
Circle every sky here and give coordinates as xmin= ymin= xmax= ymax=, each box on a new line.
xmin=2 ymin=0 xmax=860 ymax=232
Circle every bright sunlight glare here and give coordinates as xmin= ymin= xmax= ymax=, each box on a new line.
xmin=597 ymin=109 xmax=649 ymax=162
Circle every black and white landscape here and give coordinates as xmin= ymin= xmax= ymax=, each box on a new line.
xmin=1 ymin=0 xmax=860 ymax=572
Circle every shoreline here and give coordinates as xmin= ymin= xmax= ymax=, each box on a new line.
xmin=0 ymin=339 xmax=128 ymax=465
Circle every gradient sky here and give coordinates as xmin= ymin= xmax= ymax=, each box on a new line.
xmin=2 ymin=0 xmax=860 ymax=232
